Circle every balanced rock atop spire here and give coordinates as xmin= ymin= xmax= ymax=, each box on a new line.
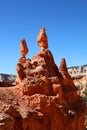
xmin=0 ymin=28 xmax=85 ymax=130
xmin=37 ymin=27 xmax=48 ymax=50
xmin=20 ymin=38 xmax=28 ymax=58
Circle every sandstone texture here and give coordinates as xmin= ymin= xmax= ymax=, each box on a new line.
xmin=0 ymin=28 xmax=86 ymax=130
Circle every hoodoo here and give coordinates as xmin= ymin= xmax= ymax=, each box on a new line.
xmin=0 ymin=28 xmax=86 ymax=130
xmin=20 ymin=38 xmax=28 ymax=58
xmin=37 ymin=27 xmax=48 ymax=50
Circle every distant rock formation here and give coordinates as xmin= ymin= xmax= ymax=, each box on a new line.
xmin=68 ymin=65 xmax=87 ymax=78
xmin=0 ymin=28 xmax=86 ymax=130
xmin=68 ymin=65 xmax=87 ymax=98
xmin=0 ymin=74 xmax=16 ymax=86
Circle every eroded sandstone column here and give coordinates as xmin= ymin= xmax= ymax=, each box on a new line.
xmin=16 ymin=38 xmax=29 ymax=84
xmin=37 ymin=27 xmax=48 ymax=50
xmin=20 ymin=38 xmax=28 ymax=58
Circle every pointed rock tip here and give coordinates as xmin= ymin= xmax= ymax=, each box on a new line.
xmin=20 ymin=38 xmax=29 ymax=58
xmin=60 ymin=58 xmax=67 ymax=70
xmin=37 ymin=27 xmax=48 ymax=50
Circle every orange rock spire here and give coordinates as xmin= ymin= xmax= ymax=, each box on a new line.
xmin=37 ymin=27 xmax=48 ymax=50
xmin=60 ymin=58 xmax=68 ymax=72
xmin=0 ymin=28 xmax=86 ymax=130
xmin=20 ymin=38 xmax=28 ymax=57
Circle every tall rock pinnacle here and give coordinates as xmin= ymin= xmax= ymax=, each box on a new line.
xmin=0 ymin=28 xmax=86 ymax=130
xmin=20 ymin=38 xmax=28 ymax=58
xmin=59 ymin=58 xmax=69 ymax=77
xmin=37 ymin=27 xmax=48 ymax=50
xmin=59 ymin=58 xmax=75 ymax=88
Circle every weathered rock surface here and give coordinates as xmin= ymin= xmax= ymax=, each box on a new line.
xmin=68 ymin=65 xmax=87 ymax=128
xmin=0 ymin=28 xmax=86 ymax=130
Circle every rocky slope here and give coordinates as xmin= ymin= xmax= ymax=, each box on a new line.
xmin=0 ymin=28 xmax=86 ymax=130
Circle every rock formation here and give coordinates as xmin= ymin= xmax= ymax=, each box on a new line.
xmin=20 ymin=38 xmax=28 ymax=58
xmin=68 ymin=65 xmax=87 ymax=100
xmin=0 ymin=74 xmax=16 ymax=87
xmin=37 ymin=27 xmax=48 ymax=50
xmin=0 ymin=28 xmax=86 ymax=130
xmin=68 ymin=65 xmax=87 ymax=78
xmin=59 ymin=58 xmax=75 ymax=88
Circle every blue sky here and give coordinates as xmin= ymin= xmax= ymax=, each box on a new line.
xmin=0 ymin=0 xmax=87 ymax=74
